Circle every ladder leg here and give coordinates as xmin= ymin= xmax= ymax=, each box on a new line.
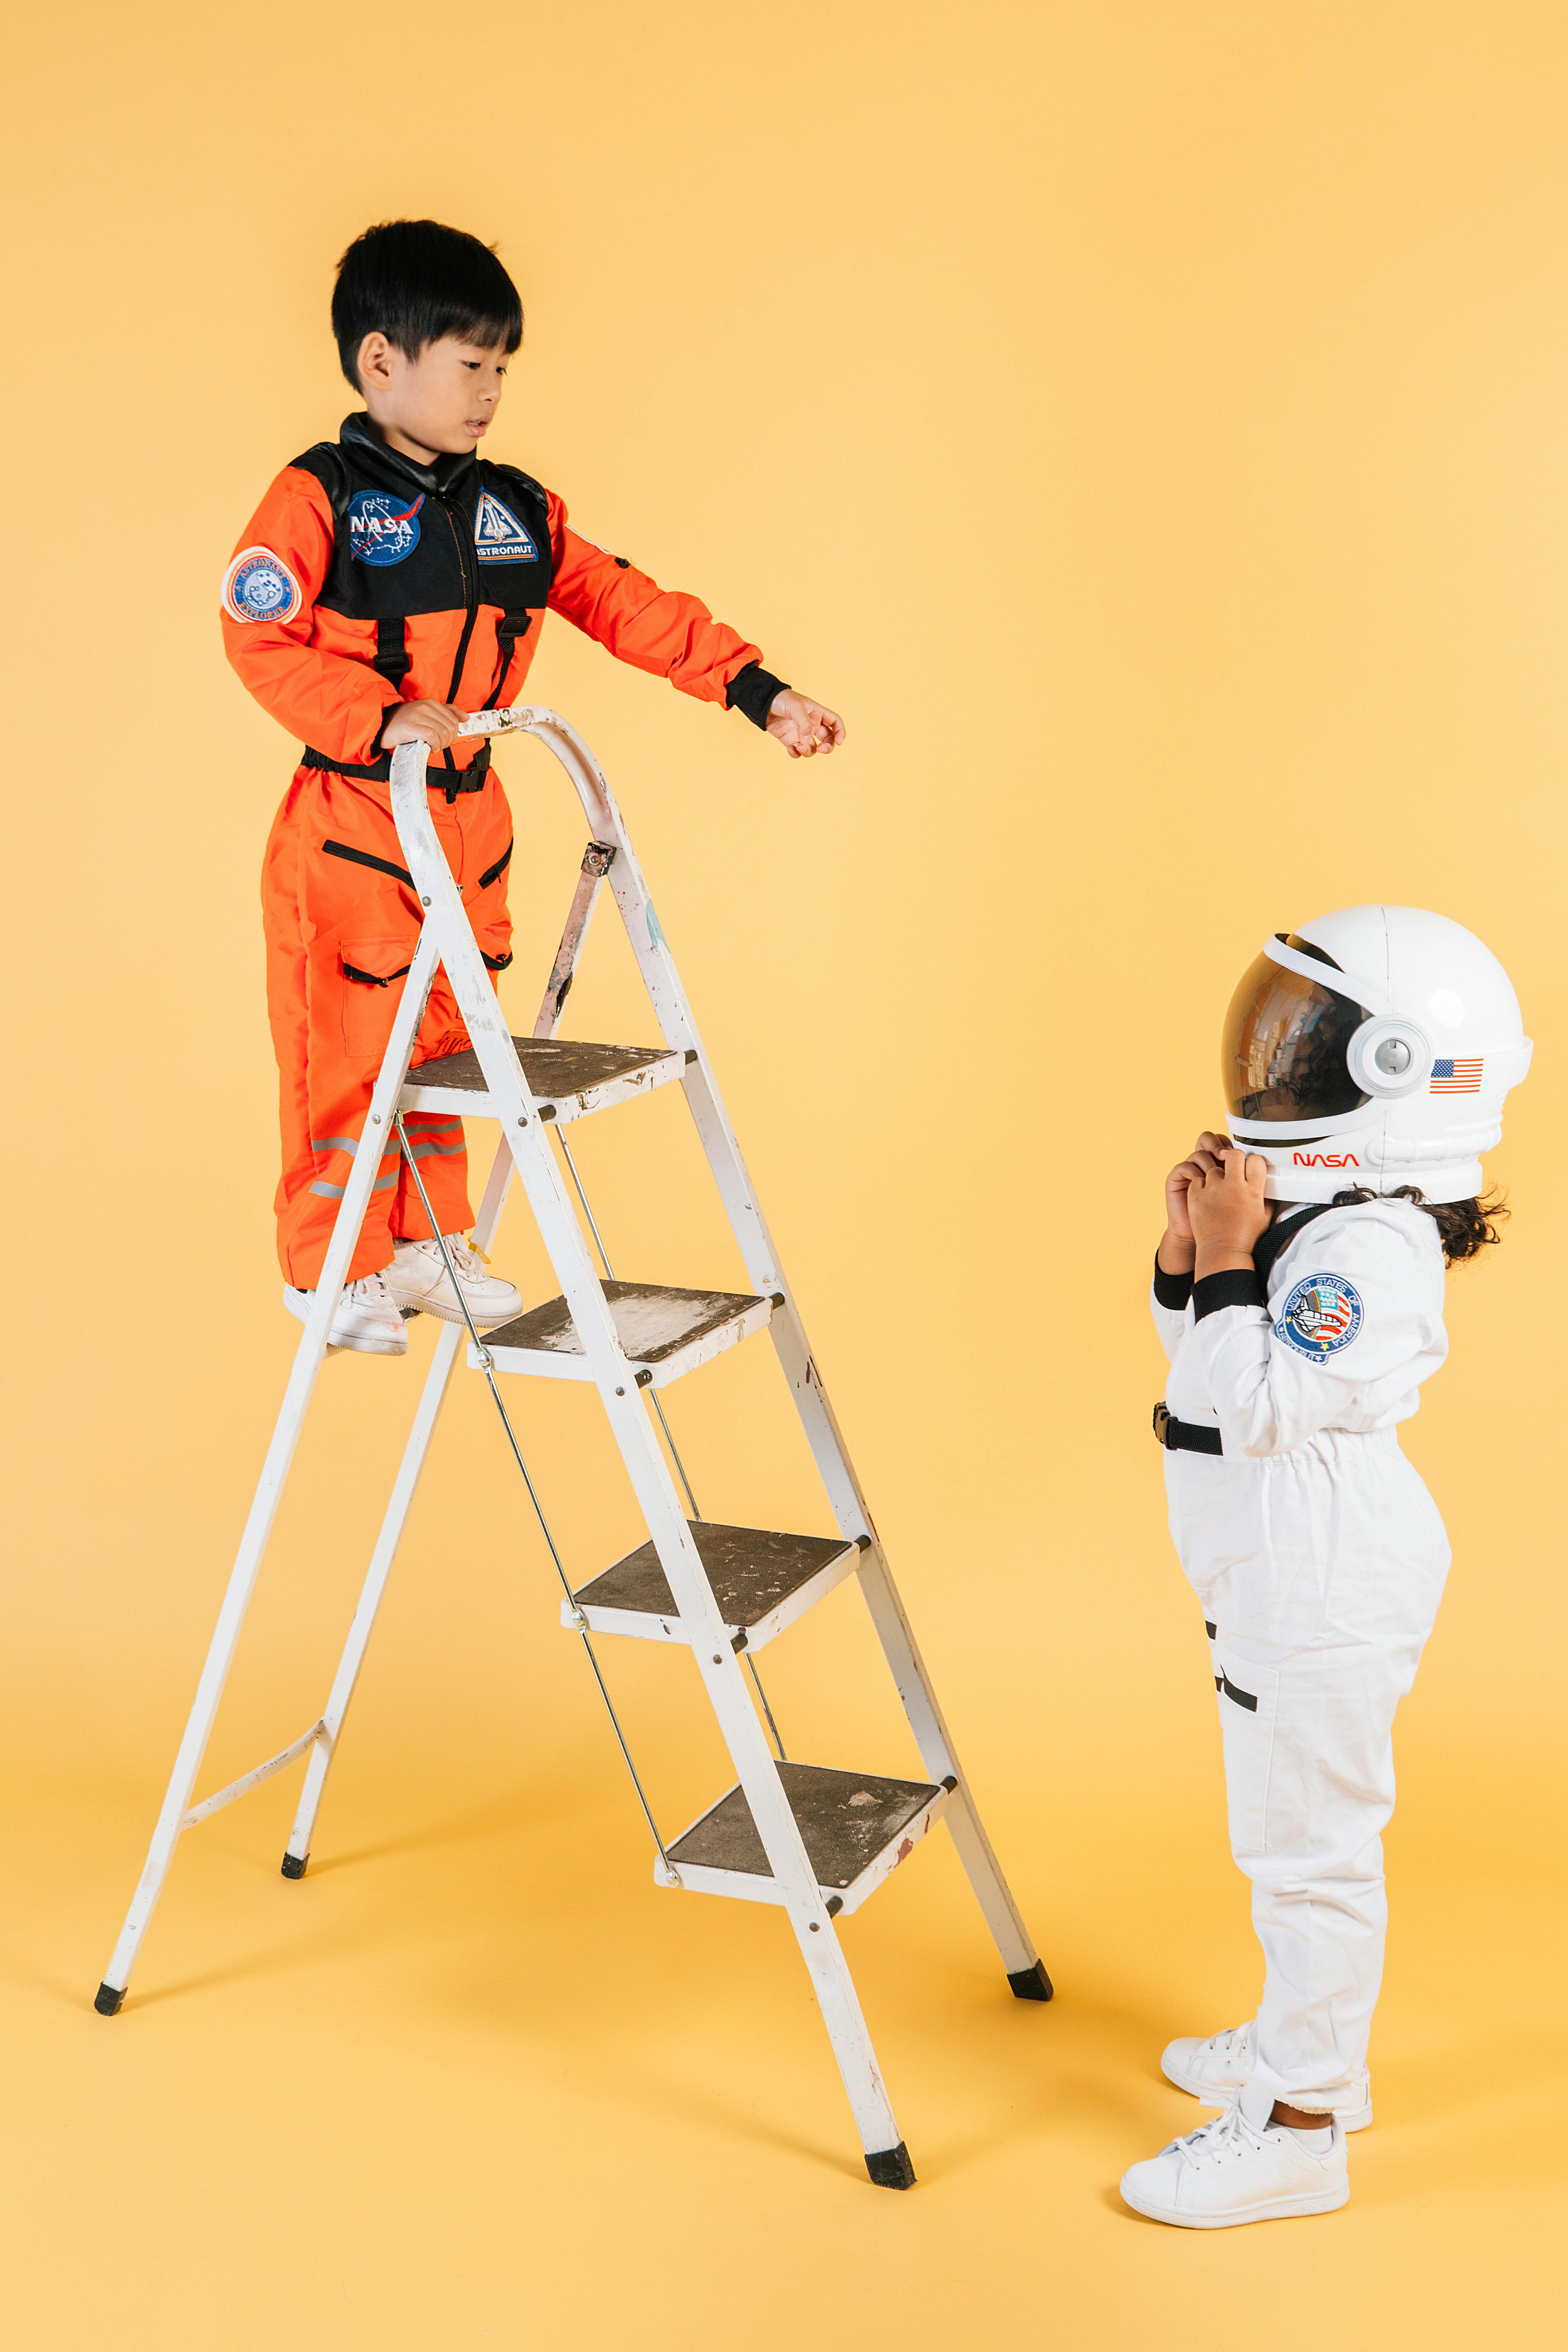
xmin=285 ymin=1132 xmax=517 ymax=1875
xmin=778 ymin=1884 xmax=913 ymax=2184
xmin=769 ymin=1316 xmax=1049 ymax=1993
xmin=853 ymin=1548 xmax=1049 ymax=1996
xmin=94 ymin=1301 xmax=350 ymax=2011
xmin=96 ymin=932 xmax=444 ymax=2013
xmin=381 ymin=730 xmax=921 ymax=2177
xmin=744 ymin=1286 xmax=1051 ymax=1994
xmin=421 ymin=1124 xmax=914 ymax=2178
xmin=282 ymin=1321 xmax=463 ymax=1875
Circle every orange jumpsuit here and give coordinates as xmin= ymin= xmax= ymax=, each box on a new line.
xmin=223 ymin=414 xmax=785 ymax=1288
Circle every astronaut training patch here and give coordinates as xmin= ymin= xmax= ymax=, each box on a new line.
xmin=474 ymin=489 xmax=537 ymax=561
xmin=1276 ymin=1273 xmax=1364 ymax=1361
xmin=222 ymin=546 xmax=303 ymax=625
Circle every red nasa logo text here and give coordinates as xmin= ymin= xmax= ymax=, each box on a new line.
xmin=1292 ymin=1150 xmax=1359 ymax=1168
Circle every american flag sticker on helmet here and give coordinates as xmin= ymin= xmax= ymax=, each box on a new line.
xmin=1430 ymin=1058 xmax=1483 ymax=1093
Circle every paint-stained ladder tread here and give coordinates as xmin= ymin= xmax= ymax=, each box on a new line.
xmin=573 ymin=1522 xmax=856 ymax=1628
xmin=408 ymin=1036 xmax=679 ymax=1100
xmin=670 ymin=1762 xmax=944 ymax=1889
xmin=483 ymin=1281 xmax=767 ymax=1366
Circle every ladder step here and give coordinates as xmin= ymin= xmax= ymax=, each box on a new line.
xmin=563 ymin=1522 xmax=865 ymax=1648
xmin=473 ymin=1281 xmax=775 ymax=1388
xmin=663 ymin=1762 xmax=951 ymax=1917
xmin=401 ymin=1036 xmax=689 ymax=1124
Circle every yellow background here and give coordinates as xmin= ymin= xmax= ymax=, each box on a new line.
xmin=4 ymin=2 xmax=1566 ymax=2342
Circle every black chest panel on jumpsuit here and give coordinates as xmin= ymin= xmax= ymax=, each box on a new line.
xmin=289 ymin=414 xmax=553 ymax=785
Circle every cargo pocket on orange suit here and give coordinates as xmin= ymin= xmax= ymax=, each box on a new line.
xmin=341 ymin=935 xmax=420 ymax=1062
xmin=473 ymin=918 xmax=514 ymax=989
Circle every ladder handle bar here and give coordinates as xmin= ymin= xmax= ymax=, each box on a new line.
xmin=453 ymin=706 xmax=619 ymax=843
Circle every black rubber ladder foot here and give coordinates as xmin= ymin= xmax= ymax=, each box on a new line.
xmin=280 ymin=1852 xmax=308 ymax=1880
xmin=865 ymin=2141 xmax=917 ymax=2190
xmin=1008 ymin=1960 xmax=1054 ymax=2002
xmin=94 ymin=1982 xmax=125 ymax=2017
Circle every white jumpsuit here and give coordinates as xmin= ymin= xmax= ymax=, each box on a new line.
xmin=1153 ymin=1198 xmax=1452 ymax=2114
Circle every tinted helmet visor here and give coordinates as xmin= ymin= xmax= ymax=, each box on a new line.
xmin=1223 ymin=935 xmax=1372 ymax=1124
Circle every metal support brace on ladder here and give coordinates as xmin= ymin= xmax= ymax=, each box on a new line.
xmin=94 ymin=705 xmax=1052 ymax=2189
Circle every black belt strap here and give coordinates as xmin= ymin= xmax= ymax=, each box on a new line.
xmin=1153 ymin=1402 xmax=1223 ymax=1457
xmin=301 ymin=739 xmax=492 ymax=790
xmin=492 ymin=609 xmax=532 ymax=699
xmin=372 ymin=616 xmax=411 ymax=693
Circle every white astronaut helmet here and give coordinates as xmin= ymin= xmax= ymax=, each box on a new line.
xmin=1222 ymin=906 xmax=1532 ymax=1204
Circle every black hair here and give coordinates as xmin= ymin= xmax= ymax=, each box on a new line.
xmin=1330 ymin=1184 xmax=1509 ymax=1267
xmin=332 ymin=219 xmax=523 ymax=390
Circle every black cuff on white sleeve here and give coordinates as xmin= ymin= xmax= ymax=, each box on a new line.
xmin=725 ymin=662 xmax=790 ymax=730
xmin=1153 ymin=1256 xmax=1194 ymax=1311
xmin=1193 ymin=1267 xmax=1267 ymax=1321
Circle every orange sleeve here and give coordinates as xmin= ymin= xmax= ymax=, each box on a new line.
xmin=220 ymin=466 xmax=390 ymax=766
xmin=543 ymin=491 xmax=762 ymax=707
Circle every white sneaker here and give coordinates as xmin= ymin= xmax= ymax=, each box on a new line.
xmin=1120 ymin=2100 xmax=1349 ymax=2229
xmin=383 ymin=1236 xmax=522 ymax=1328
xmin=1162 ymin=2022 xmax=1373 ymax=2132
xmin=283 ymin=1271 xmax=408 ymax=1356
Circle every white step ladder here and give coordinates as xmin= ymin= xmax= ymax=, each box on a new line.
xmin=94 ymin=706 xmax=1051 ymax=2188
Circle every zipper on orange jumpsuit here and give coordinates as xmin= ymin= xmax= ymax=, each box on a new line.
xmin=437 ymin=491 xmax=481 ymax=804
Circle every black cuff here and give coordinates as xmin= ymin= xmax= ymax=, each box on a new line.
xmin=1193 ymin=1267 xmax=1267 ymax=1322
xmin=725 ymin=662 xmax=789 ymax=730
xmin=1153 ymin=1255 xmax=1194 ymax=1311
xmin=374 ymin=704 xmax=402 ymax=753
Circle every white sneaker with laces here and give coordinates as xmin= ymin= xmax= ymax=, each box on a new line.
xmin=283 ymin=1271 xmax=408 ymax=1356
xmin=1162 ymin=2022 xmax=1373 ymax=2132
xmin=383 ymin=1235 xmax=522 ymax=1328
xmin=1120 ymin=2097 xmax=1349 ymax=2229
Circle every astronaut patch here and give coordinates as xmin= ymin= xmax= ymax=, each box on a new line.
xmin=347 ymin=488 xmax=425 ymax=566
xmin=1276 ymin=1274 xmax=1364 ymax=1361
xmin=222 ymin=546 xmax=302 ymax=625
xmin=474 ymin=489 xmax=537 ymax=561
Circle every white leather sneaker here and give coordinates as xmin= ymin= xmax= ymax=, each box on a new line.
xmin=1162 ymin=2022 xmax=1373 ymax=2132
xmin=383 ymin=1236 xmax=522 ymax=1328
xmin=283 ymin=1271 xmax=408 ymax=1356
xmin=1121 ymin=2100 xmax=1349 ymax=2229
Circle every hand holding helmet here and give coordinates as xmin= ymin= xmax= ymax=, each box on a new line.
xmin=1186 ymin=1143 xmax=1271 ymax=1273
xmin=1163 ymin=1131 xmax=1228 ymax=1244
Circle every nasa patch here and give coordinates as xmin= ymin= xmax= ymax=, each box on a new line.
xmin=474 ymin=488 xmax=538 ymax=563
xmin=222 ymin=546 xmax=302 ymax=625
xmin=347 ymin=488 xmax=425 ymax=566
xmin=1276 ymin=1273 xmax=1364 ymax=1362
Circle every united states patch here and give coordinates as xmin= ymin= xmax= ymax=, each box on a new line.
xmin=1430 ymin=1057 xmax=1483 ymax=1094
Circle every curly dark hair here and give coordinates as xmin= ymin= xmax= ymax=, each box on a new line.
xmin=1330 ymin=1184 xmax=1509 ymax=1266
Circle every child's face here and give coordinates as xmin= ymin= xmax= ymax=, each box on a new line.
xmin=354 ymin=331 xmax=510 ymax=463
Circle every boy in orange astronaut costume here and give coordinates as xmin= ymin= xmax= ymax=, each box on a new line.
xmin=225 ymin=218 xmax=842 ymax=1353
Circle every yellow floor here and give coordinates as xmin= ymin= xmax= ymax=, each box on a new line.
xmin=2 ymin=1463 xmax=1561 ymax=2348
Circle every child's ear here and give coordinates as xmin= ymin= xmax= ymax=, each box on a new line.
xmin=356 ymin=331 xmax=394 ymax=390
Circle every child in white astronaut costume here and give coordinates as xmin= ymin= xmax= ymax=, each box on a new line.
xmin=1121 ymin=905 xmax=1531 ymax=2230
